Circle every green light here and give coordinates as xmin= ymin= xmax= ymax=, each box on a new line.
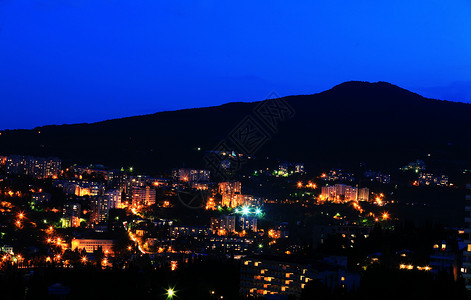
xmin=129 ymin=167 xmax=134 ymax=172
xmin=255 ymin=208 xmax=262 ymax=215
xmin=258 ymin=244 xmax=263 ymax=249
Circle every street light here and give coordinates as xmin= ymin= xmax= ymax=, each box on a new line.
xmin=166 ymin=288 xmax=175 ymax=299
xmin=241 ymin=206 xmax=250 ymax=215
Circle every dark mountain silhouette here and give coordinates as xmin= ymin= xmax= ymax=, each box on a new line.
xmin=1 ymin=81 xmax=471 ymax=174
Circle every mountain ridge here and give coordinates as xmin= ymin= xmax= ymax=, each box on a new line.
xmin=1 ymin=81 xmax=471 ymax=174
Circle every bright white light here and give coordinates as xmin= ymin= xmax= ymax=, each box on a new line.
xmin=242 ymin=206 xmax=250 ymax=215
xmin=167 ymin=288 xmax=175 ymax=298
xmin=255 ymin=208 xmax=262 ymax=215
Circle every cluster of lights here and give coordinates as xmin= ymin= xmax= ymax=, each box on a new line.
xmin=399 ymin=264 xmax=431 ymax=271
xmin=234 ymin=206 xmax=262 ymax=216
xmin=374 ymin=193 xmax=385 ymax=206
xmin=297 ymin=181 xmax=316 ymax=189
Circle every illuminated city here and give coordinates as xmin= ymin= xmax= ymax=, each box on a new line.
xmin=1 ymin=1 xmax=471 ymax=299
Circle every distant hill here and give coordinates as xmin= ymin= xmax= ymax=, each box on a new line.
xmin=2 ymin=81 xmax=471 ymax=175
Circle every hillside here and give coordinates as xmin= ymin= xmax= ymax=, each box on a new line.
xmin=1 ymin=81 xmax=471 ymax=174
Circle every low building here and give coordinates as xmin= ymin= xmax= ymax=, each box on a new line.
xmin=31 ymin=192 xmax=51 ymax=204
xmin=173 ymin=168 xmax=210 ymax=182
xmin=71 ymin=238 xmax=115 ymax=255
xmin=240 ymin=256 xmax=359 ymax=298
xmin=1 ymin=245 xmax=13 ymax=255
xmin=169 ymin=226 xmax=211 ymax=238
xmin=430 ymin=240 xmax=464 ymax=280
xmin=206 ymin=236 xmax=254 ymax=254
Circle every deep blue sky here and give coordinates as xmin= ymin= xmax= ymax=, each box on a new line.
xmin=1 ymin=0 xmax=470 ymax=130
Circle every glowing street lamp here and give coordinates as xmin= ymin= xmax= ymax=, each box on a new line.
xmin=167 ymin=288 xmax=176 ymax=299
xmin=241 ymin=206 xmax=250 ymax=215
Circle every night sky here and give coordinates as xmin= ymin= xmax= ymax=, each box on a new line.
xmin=1 ymin=0 xmax=470 ymax=130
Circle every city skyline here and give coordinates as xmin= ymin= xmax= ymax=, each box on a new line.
xmin=1 ymin=1 xmax=470 ymax=298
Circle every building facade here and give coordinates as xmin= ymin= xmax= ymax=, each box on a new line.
xmin=5 ymin=155 xmax=61 ymax=179
xmin=71 ymin=238 xmax=115 ymax=255
xmin=62 ymin=202 xmax=81 ymax=228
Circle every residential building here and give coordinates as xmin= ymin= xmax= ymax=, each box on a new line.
xmin=90 ymin=197 xmax=109 ymax=223
xmin=5 ymin=155 xmax=61 ymax=179
xmin=211 ymin=215 xmax=236 ymax=235
xmin=173 ymin=168 xmax=210 ymax=182
xmin=31 ymin=192 xmax=51 ymax=204
xmin=219 ymin=181 xmax=242 ymax=208
xmin=62 ymin=202 xmax=81 ymax=228
xmin=320 ymin=184 xmax=358 ymax=202
xmin=105 ymin=189 xmax=122 ymax=209
xmin=240 ymin=256 xmax=359 ymax=298
xmin=358 ymin=188 xmax=369 ymax=202
xmin=132 ymin=186 xmax=156 ymax=207
xmin=240 ymin=216 xmax=258 ymax=232
xmin=206 ymin=236 xmax=254 ymax=254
